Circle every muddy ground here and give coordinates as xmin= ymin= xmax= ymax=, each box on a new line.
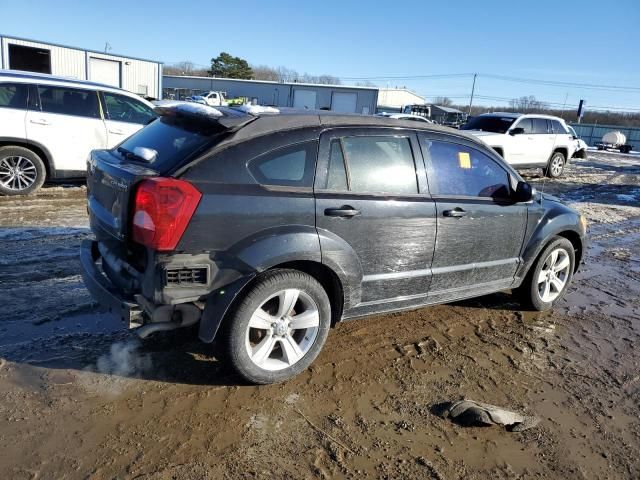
xmin=0 ymin=151 xmax=639 ymax=479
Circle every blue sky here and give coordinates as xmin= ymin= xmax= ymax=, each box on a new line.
xmin=3 ymin=0 xmax=639 ymax=111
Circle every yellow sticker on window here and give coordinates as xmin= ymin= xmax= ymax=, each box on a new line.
xmin=458 ymin=151 xmax=471 ymax=169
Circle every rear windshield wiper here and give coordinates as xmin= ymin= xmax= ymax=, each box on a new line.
xmin=117 ymin=146 xmax=157 ymax=163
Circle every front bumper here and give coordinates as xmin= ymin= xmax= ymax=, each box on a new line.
xmin=80 ymin=240 xmax=142 ymax=325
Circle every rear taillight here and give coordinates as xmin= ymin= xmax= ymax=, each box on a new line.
xmin=131 ymin=178 xmax=201 ymax=251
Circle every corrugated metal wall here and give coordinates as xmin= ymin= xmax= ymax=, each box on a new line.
xmin=162 ymin=75 xmax=379 ymax=114
xmin=0 ymin=35 xmax=161 ymax=98
xmin=1 ymin=37 xmax=86 ymax=79
xmin=86 ymin=51 xmax=159 ymax=97
xmin=569 ymin=123 xmax=640 ymax=147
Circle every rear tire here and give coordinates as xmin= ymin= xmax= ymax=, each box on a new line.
xmin=222 ymin=269 xmax=331 ymax=384
xmin=516 ymin=236 xmax=575 ymax=311
xmin=0 ymin=146 xmax=46 ymax=195
xmin=544 ymin=151 xmax=565 ymax=178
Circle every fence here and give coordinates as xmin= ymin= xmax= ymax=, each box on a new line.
xmin=569 ymin=122 xmax=640 ymax=147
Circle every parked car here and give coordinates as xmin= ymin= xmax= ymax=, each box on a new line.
xmin=186 ymin=91 xmax=228 ymax=107
xmin=81 ymin=105 xmax=587 ymax=384
xmin=461 ymin=113 xmax=577 ymax=177
xmin=567 ymin=126 xmax=588 ymax=159
xmin=376 ymin=112 xmax=434 ymax=123
xmin=0 ymin=70 xmax=156 ymax=195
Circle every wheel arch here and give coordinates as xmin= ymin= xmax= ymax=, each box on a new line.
xmin=198 ymin=260 xmax=345 ymax=343
xmin=552 ymin=147 xmax=568 ymax=162
xmin=0 ymin=138 xmax=54 ymax=178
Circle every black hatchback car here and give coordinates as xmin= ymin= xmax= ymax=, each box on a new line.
xmin=81 ymin=104 xmax=587 ymax=384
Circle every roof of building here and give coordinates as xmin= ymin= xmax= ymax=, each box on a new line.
xmin=163 ymin=74 xmax=378 ymax=91
xmin=0 ymin=69 xmax=150 ymax=100
xmin=0 ymin=33 xmax=162 ymax=64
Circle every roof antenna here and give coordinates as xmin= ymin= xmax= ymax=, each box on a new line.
xmin=104 ymin=42 xmax=112 ymax=54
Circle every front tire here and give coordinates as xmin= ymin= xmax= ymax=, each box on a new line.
xmin=0 ymin=146 xmax=46 ymax=195
xmin=516 ymin=237 xmax=575 ymax=311
xmin=545 ymin=151 xmax=565 ymax=178
xmin=223 ymin=269 xmax=331 ymax=384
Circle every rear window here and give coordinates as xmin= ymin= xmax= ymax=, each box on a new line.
xmin=115 ymin=117 xmax=220 ymax=172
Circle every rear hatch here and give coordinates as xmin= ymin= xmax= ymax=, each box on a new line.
xmin=87 ymin=104 xmax=257 ymax=245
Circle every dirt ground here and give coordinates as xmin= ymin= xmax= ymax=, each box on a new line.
xmin=0 ymin=151 xmax=639 ymax=479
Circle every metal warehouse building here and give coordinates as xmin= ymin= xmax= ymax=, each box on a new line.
xmin=163 ymin=75 xmax=378 ymax=114
xmin=0 ymin=34 xmax=163 ymax=98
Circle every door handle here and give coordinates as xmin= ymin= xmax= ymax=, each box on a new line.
xmin=109 ymin=129 xmax=125 ymax=135
xmin=29 ymin=119 xmax=50 ymax=126
xmin=324 ymin=206 xmax=361 ymax=218
xmin=443 ymin=208 xmax=467 ymax=218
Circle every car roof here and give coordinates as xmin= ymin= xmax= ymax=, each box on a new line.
xmin=208 ymin=109 xmax=486 ymax=150
xmin=478 ymin=111 xmax=567 ymax=122
xmin=0 ymin=69 xmax=146 ymax=99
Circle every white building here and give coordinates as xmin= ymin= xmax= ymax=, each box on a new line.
xmin=0 ymin=34 xmax=162 ymax=98
xmin=377 ymin=88 xmax=426 ymax=112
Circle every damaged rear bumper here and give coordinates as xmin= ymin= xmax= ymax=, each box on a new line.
xmin=80 ymin=239 xmax=143 ymax=326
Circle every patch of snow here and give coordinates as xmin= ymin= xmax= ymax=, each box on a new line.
xmin=234 ymin=104 xmax=280 ymax=115
xmin=154 ymin=102 xmax=223 ymax=119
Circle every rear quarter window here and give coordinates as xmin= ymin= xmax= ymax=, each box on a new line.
xmin=248 ymin=141 xmax=317 ymax=187
xmin=0 ymin=83 xmax=28 ymax=109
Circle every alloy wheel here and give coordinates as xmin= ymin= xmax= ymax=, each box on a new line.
xmin=537 ymin=248 xmax=571 ymax=302
xmin=0 ymin=156 xmax=38 ymax=192
xmin=550 ymin=155 xmax=563 ymax=176
xmin=245 ymin=288 xmax=320 ymax=371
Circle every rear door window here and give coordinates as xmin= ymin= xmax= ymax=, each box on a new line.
xmin=102 ymin=92 xmax=156 ymax=125
xmin=550 ymin=120 xmax=567 ymax=134
xmin=326 ymin=139 xmax=348 ymax=190
xmin=37 ymin=86 xmax=100 ymax=118
xmin=0 ymin=83 xmax=28 ymax=109
xmin=532 ymin=118 xmax=549 ymax=134
xmin=423 ymin=139 xmax=511 ymax=199
xmin=339 ymin=136 xmax=418 ymax=195
xmin=248 ymin=142 xmax=317 ymax=187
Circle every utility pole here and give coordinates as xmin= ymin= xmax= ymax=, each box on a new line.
xmin=560 ymin=92 xmax=568 ymax=119
xmin=468 ymin=73 xmax=477 ymax=115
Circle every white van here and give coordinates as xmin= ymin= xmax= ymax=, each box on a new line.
xmin=0 ymin=70 xmax=156 ymax=195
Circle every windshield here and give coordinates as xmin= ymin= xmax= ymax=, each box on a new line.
xmin=114 ymin=117 xmax=222 ymax=173
xmin=461 ymin=116 xmax=516 ymax=133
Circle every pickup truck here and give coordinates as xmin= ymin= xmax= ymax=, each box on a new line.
xmin=187 ymin=91 xmax=228 ymax=107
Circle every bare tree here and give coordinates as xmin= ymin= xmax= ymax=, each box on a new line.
xmin=164 ymin=61 xmax=208 ymax=76
xmin=433 ymin=96 xmax=453 ymax=107
xmin=509 ymin=95 xmax=548 ymax=112
xmin=252 ymin=65 xmax=280 ymax=81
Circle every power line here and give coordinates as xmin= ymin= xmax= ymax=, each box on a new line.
xmin=480 ymin=73 xmax=640 ymax=93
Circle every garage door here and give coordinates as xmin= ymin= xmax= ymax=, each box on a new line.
xmin=331 ymin=92 xmax=357 ymax=113
xmin=293 ymin=89 xmax=316 ymax=110
xmin=89 ymin=58 xmax=120 ymax=88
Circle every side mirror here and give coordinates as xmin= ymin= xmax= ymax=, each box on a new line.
xmin=513 ymin=181 xmax=533 ymax=202
xmin=510 ymin=127 xmax=525 ymax=136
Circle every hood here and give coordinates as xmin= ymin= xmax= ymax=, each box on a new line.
xmin=465 ymin=130 xmax=504 ymax=140
xmin=540 ymin=192 xmax=573 ymax=208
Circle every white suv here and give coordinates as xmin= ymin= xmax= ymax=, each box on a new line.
xmin=461 ymin=112 xmax=577 ymax=178
xmin=0 ymin=70 xmax=156 ymax=195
